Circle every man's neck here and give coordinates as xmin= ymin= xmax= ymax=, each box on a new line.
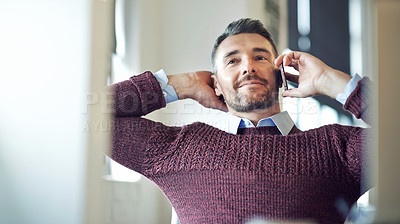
xmin=228 ymin=103 xmax=281 ymax=126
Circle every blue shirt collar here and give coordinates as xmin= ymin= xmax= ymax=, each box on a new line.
xmin=227 ymin=111 xmax=295 ymax=136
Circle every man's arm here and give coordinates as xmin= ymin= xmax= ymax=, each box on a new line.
xmin=111 ymin=70 xmax=226 ymax=175
xmin=112 ymin=71 xmax=227 ymax=117
xmin=111 ymin=71 xmax=183 ymax=175
xmin=274 ymin=51 xmax=370 ymax=121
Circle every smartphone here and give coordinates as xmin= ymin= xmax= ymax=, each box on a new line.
xmin=279 ymin=63 xmax=288 ymax=91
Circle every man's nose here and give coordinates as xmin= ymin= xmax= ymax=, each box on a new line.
xmin=241 ymin=59 xmax=256 ymax=76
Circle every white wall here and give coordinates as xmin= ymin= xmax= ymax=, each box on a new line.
xmin=373 ymin=0 xmax=400 ymax=222
xmin=0 ymin=0 xmax=90 ymax=223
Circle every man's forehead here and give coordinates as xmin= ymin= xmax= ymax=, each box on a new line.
xmin=216 ymin=33 xmax=274 ymax=58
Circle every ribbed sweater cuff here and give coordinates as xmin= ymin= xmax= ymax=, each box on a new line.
xmin=130 ymin=71 xmax=166 ymax=114
xmin=343 ymin=77 xmax=371 ymax=119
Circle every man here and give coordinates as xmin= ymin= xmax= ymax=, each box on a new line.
xmin=111 ymin=18 xmax=369 ymax=224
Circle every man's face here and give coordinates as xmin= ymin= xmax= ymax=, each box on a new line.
xmin=213 ymin=33 xmax=279 ymax=112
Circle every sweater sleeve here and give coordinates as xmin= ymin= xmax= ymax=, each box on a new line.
xmin=111 ymin=116 xmax=181 ymax=176
xmin=343 ymin=77 xmax=371 ymax=122
xmin=111 ymin=71 xmax=166 ymax=117
xmin=340 ymin=77 xmax=373 ymax=192
xmin=110 ymin=71 xmax=180 ymax=175
xmin=333 ymin=124 xmax=371 ymax=194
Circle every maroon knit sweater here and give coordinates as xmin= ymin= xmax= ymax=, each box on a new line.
xmin=111 ymin=72 xmax=370 ymax=224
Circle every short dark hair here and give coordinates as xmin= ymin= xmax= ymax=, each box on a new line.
xmin=211 ymin=18 xmax=278 ymax=73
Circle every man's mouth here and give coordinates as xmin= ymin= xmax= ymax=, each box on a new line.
xmin=238 ymin=80 xmax=265 ymax=88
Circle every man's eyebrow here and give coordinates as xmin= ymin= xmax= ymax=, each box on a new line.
xmin=253 ymin=47 xmax=271 ymax=55
xmin=223 ymin=48 xmax=271 ymax=60
xmin=223 ymin=50 xmax=239 ymax=60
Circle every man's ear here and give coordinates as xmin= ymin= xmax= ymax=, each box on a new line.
xmin=211 ymin=74 xmax=222 ymax=96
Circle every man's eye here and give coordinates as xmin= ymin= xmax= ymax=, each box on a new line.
xmin=228 ymin=59 xmax=236 ymax=65
xmin=256 ymin=56 xmax=267 ymax=60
